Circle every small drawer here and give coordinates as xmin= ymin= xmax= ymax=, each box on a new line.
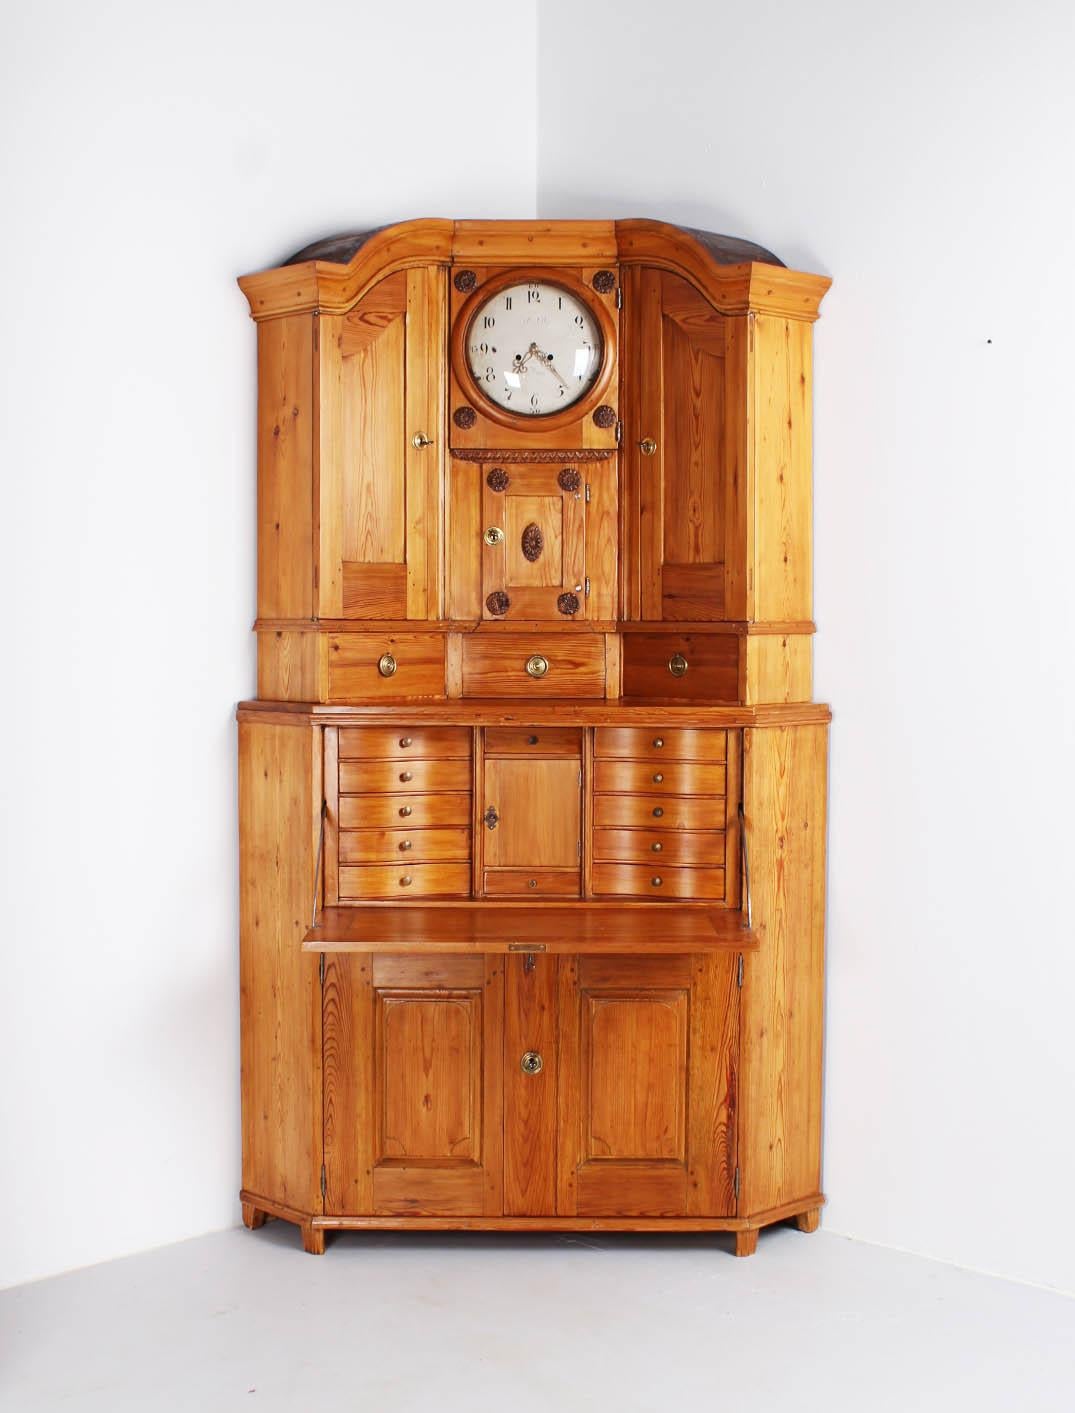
xmin=338 ymin=862 xmax=471 ymax=900
xmin=339 ymin=759 xmax=472 ymax=795
xmin=594 ymin=760 xmax=726 ymax=796
xmin=593 ymin=794 xmax=719 ymax=831
xmin=326 ymin=633 xmax=446 ymax=703
xmin=594 ymin=728 xmax=727 ymax=763
xmin=338 ymin=727 xmax=471 ymax=760
xmin=621 ymin=633 xmax=740 ymax=702
xmin=339 ymin=827 xmax=471 ymax=865
xmin=461 ymin=634 xmax=606 ymax=698
xmin=339 ymin=793 xmax=472 ymax=830
xmin=593 ymin=829 xmax=725 ymax=867
xmin=592 ymin=863 xmax=726 ymax=901
xmin=483 ymin=869 xmax=580 ymax=898
xmin=483 ymin=727 xmax=583 ymax=756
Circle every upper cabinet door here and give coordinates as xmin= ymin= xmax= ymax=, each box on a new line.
xmin=318 ymin=268 xmax=446 ymax=622
xmin=481 ymin=466 xmax=586 ymax=622
xmin=623 ymin=268 xmax=743 ymax=622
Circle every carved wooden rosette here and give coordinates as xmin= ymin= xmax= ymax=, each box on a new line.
xmin=485 ymin=591 xmax=510 ymax=616
xmin=454 ymin=269 xmax=477 ymax=292
xmin=521 ymin=523 xmax=544 ymax=563
xmin=557 ymin=592 xmax=581 ymax=616
xmin=592 ymin=269 xmax=616 ymax=293
xmin=453 ymin=406 xmax=477 ymax=429
xmin=486 ymin=468 xmax=510 ymax=492
xmin=592 ymin=404 xmax=616 ymax=428
xmin=557 ymin=468 xmax=581 ymax=492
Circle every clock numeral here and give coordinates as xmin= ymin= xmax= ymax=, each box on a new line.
xmin=530 ymin=394 xmax=540 ymax=411
xmin=504 ymin=296 xmax=512 ymax=310
xmin=478 ymin=341 xmax=490 ymax=354
xmin=504 ymin=390 xmax=512 ymax=401
xmin=528 ymin=288 xmax=541 ymax=304
xmin=574 ymin=314 xmax=585 ymax=328
xmin=483 ymin=315 xmax=496 ymax=329
xmin=485 ymin=367 xmax=496 ymax=382
xmin=558 ymin=296 xmax=564 ymax=309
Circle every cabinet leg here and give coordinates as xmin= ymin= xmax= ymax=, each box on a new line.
xmin=734 ymin=1228 xmax=759 ymax=1258
xmin=795 ymin=1207 xmax=821 ymax=1234
xmin=241 ymin=1202 xmax=267 ymax=1230
xmin=301 ymin=1222 xmax=326 ymax=1255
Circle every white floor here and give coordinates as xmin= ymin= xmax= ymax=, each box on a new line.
xmin=2 ymin=1222 xmax=1073 ymax=1412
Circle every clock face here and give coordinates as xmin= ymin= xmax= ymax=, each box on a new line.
xmin=464 ymin=280 xmax=604 ymax=417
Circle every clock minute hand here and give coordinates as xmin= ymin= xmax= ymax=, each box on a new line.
xmin=530 ymin=344 xmax=570 ymax=389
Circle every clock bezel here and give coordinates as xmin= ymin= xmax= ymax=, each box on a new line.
xmin=450 ymin=266 xmax=617 ymax=433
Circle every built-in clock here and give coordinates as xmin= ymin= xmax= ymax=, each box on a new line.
xmin=463 ymin=278 xmax=604 ymax=417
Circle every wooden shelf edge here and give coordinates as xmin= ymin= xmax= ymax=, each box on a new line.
xmin=237 ymin=699 xmax=832 ymax=728
xmin=303 ymin=904 xmax=758 ymax=954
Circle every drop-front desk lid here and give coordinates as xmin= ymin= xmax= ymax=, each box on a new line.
xmin=303 ymin=905 xmax=757 ymax=955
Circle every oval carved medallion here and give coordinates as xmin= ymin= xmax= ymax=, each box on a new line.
xmin=521 ymin=523 xmax=544 ymax=562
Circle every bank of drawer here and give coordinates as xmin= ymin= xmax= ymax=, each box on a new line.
xmin=593 ymin=828 xmax=725 ymax=868
xmin=338 ymin=727 xmax=471 ymax=761
xmin=592 ymin=863 xmax=726 ymax=901
xmin=461 ymin=634 xmax=606 ymax=698
xmin=594 ymin=728 xmax=727 ymax=763
xmin=326 ymin=633 xmax=446 ymax=702
xmin=620 ymin=632 xmax=740 ymax=702
xmin=482 ymin=869 xmax=580 ymax=898
xmin=339 ymin=759 xmax=472 ymax=795
xmin=339 ymin=827 xmax=471 ymax=865
xmin=594 ymin=760 xmax=726 ymax=796
xmin=338 ymin=862 xmax=471 ymax=900
xmin=483 ymin=726 xmax=583 ymax=756
xmin=593 ymin=794 xmax=720 ymax=831
xmin=339 ymin=793 xmax=471 ymax=830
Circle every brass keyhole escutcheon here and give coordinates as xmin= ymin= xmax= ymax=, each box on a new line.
xmin=520 ymin=1050 xmax=544 ymax=1076
xmin=378 ymin=652 xmax=398 ymax=678
xmin=668 ymin=653 xmax=689 ymax=677
xmin=526 ymin=654 xmax=549 ymax=679
xmin=399 ymin=805 xmax=413 ymax=818
xmin=483 ymin=805 xmax=500 ymax=830
xmin=484 ymin=525 xmax=505 ymax=546
xmin=639 ymin=437 xmax=658 ymax=456
xmin=411 ymin=432 xmax=434 ymax=449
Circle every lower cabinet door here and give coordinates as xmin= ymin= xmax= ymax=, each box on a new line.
xmin=323 ymin=954 xmax=503 ymax=1216
xmin=557 ymin=955 xmax=739 ymax=1217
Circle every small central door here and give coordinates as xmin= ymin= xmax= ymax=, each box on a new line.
xmin=481 ymin=743 xmax=582 ymax=898
xmin=481 ymin=466 xmax=587 ymax=621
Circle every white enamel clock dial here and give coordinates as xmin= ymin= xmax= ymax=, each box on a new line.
xmin=465 ymin=280 xmax=603 ymax=416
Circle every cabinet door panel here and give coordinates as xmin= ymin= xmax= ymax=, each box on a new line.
xmin=323 ymin=955 xmax=502 ymax=1216
xmin=557 ymin=955 xmax=738 ymax=1217
xmin=482 ymin=467 xmax=586 ymax=620
xmin=627 ymin=268 xmax=733 ymax=622
xmin=482 ymin=757 xmax=581 ymax=871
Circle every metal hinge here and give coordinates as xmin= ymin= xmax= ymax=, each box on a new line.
xmin=578 ymin=769 xmax=583 ymax=786
xmin=615 ymin=285 xmax=623 ymax=310
xmin=737 ymin=954 xmax=744 ymax=988
xmin=585 ymin=482 xmax=592 ymax=503
xmin=615 ymin=420 xmax=623 ymax=444
xmin=319 ymin=952 xmax=325 ymax=986
xmin=320 ymin=1164 xmax=327 ymax=1199
xmin=734 ymin=1166 xmax=740 ymax=1200
xmin=577 ymin=838 xmax=582 ymax=858
xmin=584 ymin=576 xmax=591 ymax=597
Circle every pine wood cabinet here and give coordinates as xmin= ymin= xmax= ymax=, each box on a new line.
xmin=238 ymin=219 xmax=830 ymax=1257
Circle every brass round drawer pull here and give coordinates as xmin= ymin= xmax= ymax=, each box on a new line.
xmin=652 ymin=806 xmax=664 ymax=818
xmin=399 ymin=840 xmax=413 ymax=851
xmin=484 ymin=525 xmax=505 ymax=546
xmin=378 ymin=653 xmax=398 ymax=678
xmin=399 ymin=875 xmax=413 ymax=887
xmin=411 ymin=432 xmax=434 ymax=449
xmin=399 ymin=771 xmax=413 ymax=782
xmin=520 ymin=1050 xmax=544 ymax=1075
xmin=652 ymin=772 xmax=664 ymax=784
xmin=651 ymin=841 xmax=663 ymax=852
xmin=651 ymin=876 xmax=663 ymax=887
xmin=528 ymin=735 xmax=539 ymax=745
xmin=639 ymin=437 xmax=658 ymax=456
xmin=399 ymin=805 xmax=413 ymax=818
xmin=528 ymin=878 xmax=538 ymax=889
xmin=399 ymin=736 xmax=413 ymax=748
xmin=653 ymin=737 xmax=665 ymax=748
xmin=668 ymin=653 xmax=689 ymax=677
xmin=526 ymin=654 xmax=549 ymax=679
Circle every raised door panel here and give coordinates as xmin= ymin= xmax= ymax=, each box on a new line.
xmin=320 ymin=268 xmax=445 ymax=621
xmin=482 ymin=756 xmax=581 ymax=881
xmin=323 ymin=954 xmax=503 ymax=1216
xmin=557 ymin=955 xmax=738 ymax=1217
xmin=481 ymin=467 xmax=586 ymax=621
xmin=628 ymin=268 xmax=735 ymax=622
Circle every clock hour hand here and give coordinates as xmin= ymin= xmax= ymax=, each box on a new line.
xmin=529 ymin=344 xmax=570 ymax=389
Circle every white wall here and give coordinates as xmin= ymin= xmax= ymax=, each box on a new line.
xmin=538 ymin=0 xmax=1075 ymax=1292
xmin=0 ymin=0 xmax=536 ymax=1290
